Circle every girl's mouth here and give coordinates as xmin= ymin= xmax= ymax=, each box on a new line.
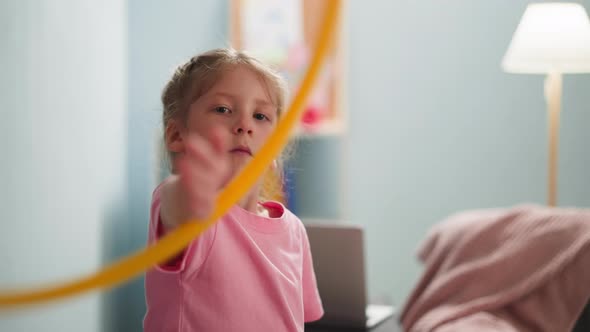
xmin=230 ymin=146 xmax=252 ymax=156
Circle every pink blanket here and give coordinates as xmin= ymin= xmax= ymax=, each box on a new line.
xmin=400 ymin=204 xmax=590 ymax=332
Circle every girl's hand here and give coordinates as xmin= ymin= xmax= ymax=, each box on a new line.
xmin=160 ymin=129 xmax=229 ymax=231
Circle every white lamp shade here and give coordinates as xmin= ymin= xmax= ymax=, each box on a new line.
xmin=502 ymin=3 xmax=590 ymax=73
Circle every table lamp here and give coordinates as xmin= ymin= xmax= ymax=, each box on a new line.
xmin=502 ymin=2 xmax=590 ymax=206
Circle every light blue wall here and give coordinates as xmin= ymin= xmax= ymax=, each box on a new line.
xmin=345 ymin=0 xmax=590 ymax=305
xmin=0 ymin=1 xmax=127 ymax=331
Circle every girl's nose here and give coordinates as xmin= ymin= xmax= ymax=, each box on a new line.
xmin=234 ymin=127 xmax=252 ymax=135
xmin=233 ymin=116 xmax=253 ymax=135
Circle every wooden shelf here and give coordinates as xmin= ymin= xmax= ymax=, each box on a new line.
xmin=293 ymin=118 xmax=347 ymax=139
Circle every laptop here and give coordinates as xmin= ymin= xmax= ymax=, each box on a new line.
xmin=304 ymin=223 xmax=395 ymax=330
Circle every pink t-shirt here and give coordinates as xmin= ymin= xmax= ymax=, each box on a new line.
xmin=143 ymin=185 xmax=324 ymax=332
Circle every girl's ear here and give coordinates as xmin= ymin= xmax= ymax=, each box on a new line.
xmin=164 ymin=119 xmax=185 ymax=153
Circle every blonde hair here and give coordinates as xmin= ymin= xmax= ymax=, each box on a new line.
xmin=161 ymin=48 xmax=290 ymax=202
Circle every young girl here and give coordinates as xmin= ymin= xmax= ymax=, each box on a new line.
xmin=143 ymin=48 xmax=324 ymax=331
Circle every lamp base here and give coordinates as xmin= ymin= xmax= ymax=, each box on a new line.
xmin=544 ymin=72 xmax=562 ymax=207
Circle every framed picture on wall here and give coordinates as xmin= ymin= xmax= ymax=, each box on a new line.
xmin=229 ymin=0 xmax=347 ymax=137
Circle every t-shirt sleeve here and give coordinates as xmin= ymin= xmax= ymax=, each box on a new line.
xmin=148 ymin=183 xmax=216 ymax=274
xmin=301 ymin=226 xmax=324 ymax=322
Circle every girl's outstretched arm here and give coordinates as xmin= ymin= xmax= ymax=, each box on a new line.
xmin=159 ymin=130 xmax=228 ymax=233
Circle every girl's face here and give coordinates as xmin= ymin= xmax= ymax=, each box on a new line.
xmin=184 ymin=65 xmax=279 ymax=179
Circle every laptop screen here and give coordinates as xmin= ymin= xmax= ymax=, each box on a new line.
xmin=304 ymin=223 xmax=368 ymax=326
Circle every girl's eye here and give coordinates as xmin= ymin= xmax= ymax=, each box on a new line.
xmin=254 ymin=113 xmax=269 ymax=121
xmin=214 ymin=106 xmax=231 ymax=114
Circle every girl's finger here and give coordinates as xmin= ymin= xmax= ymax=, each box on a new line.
xmin=208 ymin=127 xmax=226 ymax=157
xmin=184 ymin=134 xmax=219 ymax=169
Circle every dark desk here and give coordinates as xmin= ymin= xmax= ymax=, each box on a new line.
xmin=305 ymin=316 xmax=402 ymax=332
